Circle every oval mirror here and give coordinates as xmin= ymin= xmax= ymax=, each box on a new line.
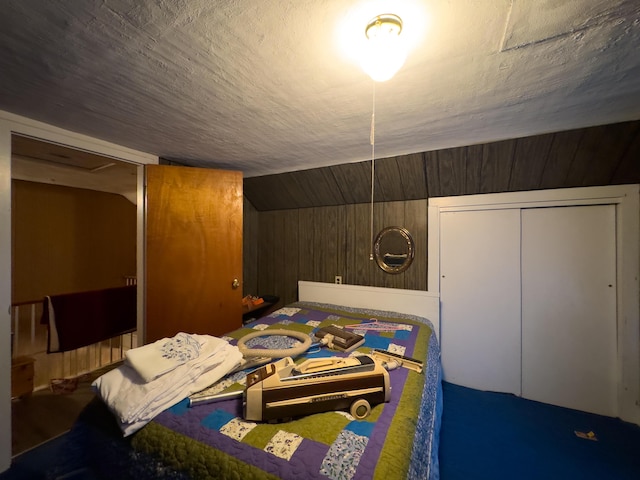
xmin=373 ymin=226 xmax=415 ymax=274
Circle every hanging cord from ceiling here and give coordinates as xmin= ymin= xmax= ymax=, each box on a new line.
xmin=369 ymin=81 xmax=376 ymax=261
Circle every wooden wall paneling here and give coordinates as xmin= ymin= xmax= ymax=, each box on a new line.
xmin=596 ymin=121 xmax=640 ymax=184
xmin=273 ymin=174 xmax=308 ymax=210
xmin=330 ymin=162 xmax=372 ymax=204
xmin=280 ymin=209 xmax=300 ymax=305
xmin=246 ymin=121 xmax=639 ymax=302
xmin=257 ymin=211 xmax=278 ymax=296
xmin=312 ymin=206 xmax=341 ymax=284
xmin=539 ymin=129 xmax=584 ymax=189
xmin=242 ymin=197 xmax=259 ymax=296
xmin=567 ymin=123 xmax=640 ymax=187
xmin=480 ymin=139 xmax=517 ymax=193
xmin=509 ymin=134 xmax=554 ymax=191
xmin=268 ymin=211 xmax=286 ymax=302
xmin=244 ymin=120 xmax=638 ymax=212
xmin=611 ymin=124 xmax=640 ymax=184
xmin=243 ymin=176 xmax=273 ymax=211
xmin=397 ymin=152 xmax=428 ymax=200
xmin=311 ymin=207 xmax=325 ymax=282
xmin=297 ymin=207 xmax=316 ymax=283
xmin=343 ymin=204 xmax=358 ymax=285
xmin=424 ymin=151 xmax=442 ymax=197
xmin=288 ymin=169 xmax=345 ymax=207
xmin=260 ymin=175 xmax=293 ymax=211
xmin=434 ymin=147 xmax=468 ymax=197
xmin=345 ymin=203 xmax=374 ymax=286
xmin=341 ymin=204 xmax=353 ymax=285
xmin=335 ymin=206 xmax=347 ymax=283
xmin=273 ymin=172 xmax=314 ymax=209
xmin=372 ymin=201 xmax=387 ymax=287
xmin=464 ymin=145 xmax=484 ymax=195
xmin=404 ymin=199 xmax=428 ymax=291
xmin=245 ymin=175 xmax=299 ymax=211
xmin=374 ymin=157 xmax=405 ymax=202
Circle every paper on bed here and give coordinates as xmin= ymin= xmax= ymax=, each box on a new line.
xmin=125 ymin=332 xmax=202 ymax=382
xmin=93 ymin=334 xmax=242 ymax=436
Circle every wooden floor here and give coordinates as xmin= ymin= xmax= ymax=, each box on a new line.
xmin=11 ymin=363 xmax=119 ymax=456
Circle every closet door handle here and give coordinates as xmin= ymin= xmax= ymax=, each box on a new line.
xmin=232 ymin=278 xmax=240 ymax=289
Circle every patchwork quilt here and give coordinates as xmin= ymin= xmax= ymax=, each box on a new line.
xmin=131 ymin=302 xmax=442 ymax=480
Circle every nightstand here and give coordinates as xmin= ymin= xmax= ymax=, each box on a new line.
xmin=242 ymin=295 xmax=280 ymax=324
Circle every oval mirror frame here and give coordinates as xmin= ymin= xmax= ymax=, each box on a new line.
xmin=373 ymin=226 xmax=415 ymax=274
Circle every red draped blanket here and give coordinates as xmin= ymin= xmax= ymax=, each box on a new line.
xmin=41 ymin=285 xmax=137 ymax=353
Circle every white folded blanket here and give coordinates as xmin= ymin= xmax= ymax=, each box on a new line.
xmin=92 ymin=334 xmax=242 ymax=436
xmin=125 ymin=332 xmax=202 ymax=382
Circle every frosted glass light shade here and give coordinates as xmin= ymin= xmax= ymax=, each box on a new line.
xmin=360 ymin=14 xmax=406 ymax=82
xmin=360 ymin=40 xmax=407 ymax=82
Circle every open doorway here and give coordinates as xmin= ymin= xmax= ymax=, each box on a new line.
xmin=10 ymin=135 xmax=138 ymax=454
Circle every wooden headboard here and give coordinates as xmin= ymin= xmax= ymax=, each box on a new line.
xmin=298 ymin=281 xmax=440 ymax=339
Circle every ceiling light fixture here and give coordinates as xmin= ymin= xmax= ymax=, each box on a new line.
xmin=360 ymin=13 xmax=406 ymax=82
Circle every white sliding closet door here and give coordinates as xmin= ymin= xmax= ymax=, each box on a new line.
xmin=521 ymin=205 xmax=617 ymax=417
xmin=440 ymin=209 xmax=521 ymax=394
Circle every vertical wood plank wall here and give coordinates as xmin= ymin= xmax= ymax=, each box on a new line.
xmin=243 ymin=120 xmax=640 ymax=306
xmin=243 ymin=197 xmax=259 ymax=297
xmin=249 ymin=200 xmax=428 ymax=306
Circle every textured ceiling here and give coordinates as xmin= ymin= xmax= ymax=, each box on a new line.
xmin=1 ymin=0 xmax=639 ymax=178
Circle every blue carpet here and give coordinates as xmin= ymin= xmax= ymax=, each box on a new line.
xmin=0 ymin=432 xmax=96 ymax=480
xmin=3 ymin=385 xmax=640 ymax=479
xmin=439 ymin=382 xmax=640 ymax=480
xmin=0 ymin=398 xmax=188 ymax=480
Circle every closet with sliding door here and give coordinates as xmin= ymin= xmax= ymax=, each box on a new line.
xmin=428 ymin=185 xmax=640 ymax=424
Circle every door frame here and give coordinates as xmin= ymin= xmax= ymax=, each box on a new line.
xmin=0 ymin=110 xmax=157 ymax=471
xmin=428 ymin=184 xmax=640 ymax=425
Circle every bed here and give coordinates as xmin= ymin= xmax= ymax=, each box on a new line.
xmin=74 ymin=282 xmax=442 ymax=480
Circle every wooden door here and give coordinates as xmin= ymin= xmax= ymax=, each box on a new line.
xmin=145 ymin=165 xmax=243 ymax=342
xmin=521 ymin=205 xmax=617 ymax=416
xmin=440 ymin=209 xmax=522 ymax=395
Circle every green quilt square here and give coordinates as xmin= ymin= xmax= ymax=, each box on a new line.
xmin=242 ymin=411 xmax=351 ymax=449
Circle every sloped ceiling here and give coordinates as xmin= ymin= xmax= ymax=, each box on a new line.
xmin=244 ymin=120 xmax=640 ymax=210
xmin=0 ymin=0 xmax=639 ymax=178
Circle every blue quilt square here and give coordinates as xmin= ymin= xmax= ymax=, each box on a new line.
xmin=167 ymin=398 xmax=190 ymax=416
xmin=346 ymin=420 xmax=375 ymax=438
xmin=394 ymin=329 xmax=411 ymax=341
xmin=362 ymin=335 xmax=391 ymax=350
xmin=202 ymin=409 xmax=236 ymax=430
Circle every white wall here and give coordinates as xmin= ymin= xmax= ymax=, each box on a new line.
xmin=0 ymin=110 xmax=157 ymax=472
